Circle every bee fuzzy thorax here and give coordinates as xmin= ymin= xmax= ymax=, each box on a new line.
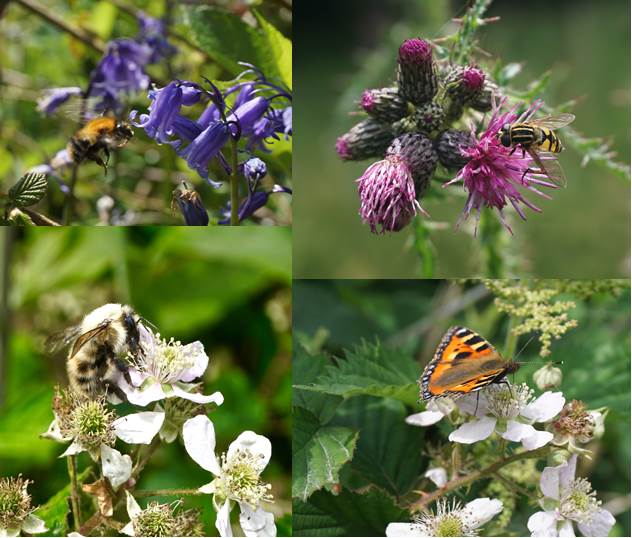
xmin=80 ymin=303 xmax=135 ymax=351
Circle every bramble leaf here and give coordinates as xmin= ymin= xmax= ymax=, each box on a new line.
xmin=8 ymin=172 xmax=48 ymax=208
xmin=253 ymin=11 xmax=292 ymax=89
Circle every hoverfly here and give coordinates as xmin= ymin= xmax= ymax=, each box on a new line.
xmin=498 ymin=113 xmax=575 ymax=186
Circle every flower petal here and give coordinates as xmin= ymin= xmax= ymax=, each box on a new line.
xmin=21 ymin=514 xmax=48 ymax=534
xmin=502 ymin=420 xmax=537 ymax=442
xmin=449 ymin=417 xmax=496 ymax=444
xmin=113 ymin=412 xmax=165 ymax=444
xmin=101 ymin=444 xmax=132 ymax=490
xmin=522 ymin=430 xmax=554 ymax=450
xmin=455 ymin=392 xmax=489 ymax=417
xmin=559 ymin=519 xmax=576 ymax=537
xmin=405 ymin=410 xmax=445 ymax=427
xmin=182 ymin=415 xmax=221 ymax=475
xmin=424 ymin=467 xmax=447 ymax=488
xmin=125 ymin=491 xmax=142 ymax=519
xmin=60 ymin=439 xmax=85 ymax=457
xmin=119 ymin=377 xmax=167 ymax=406
xmin=215 ymin=499 xmax=233 ymax=537
xmin=540 ymin=463 xmax=562 ymax=500
xmin=577 ymin=508 xmax=615 ymax=537
xmin=41 ymin=416 xmax=70 ymax=442
xmin=239 ymin=504 xmax=276 ymax=537
xmin=199 ymin=482 xmax=215 ymax=494
xmin=120 ymin=521 xmax=135 ymax=536
xmin=464 ymin=497 xmax=503 ymax=528
xmin=178 ymin=341 xmax=209 ymax=382
xmin=385 ymin=523 xmax=430 ymax=537
xmin=171 ymin=385 xmax=224 ymax=405
xmin=559 ymin=454 xmax=577 ymax=491
xmin=528 ymin=511 xmax=559 ymax=537
xmin=227 ymin=431 xmax=271 ymax=472
xmin=522 ymin=392 xmax=565 ymax=423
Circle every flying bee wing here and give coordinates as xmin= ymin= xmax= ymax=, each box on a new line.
xmin=525 ymin=113 xmax=575 ymax=130
xmin=45 ymin=325 xmax=83 ymax=354
xmin=527 ymin=148 xmax=567 ymax=188
xmin=69 ymin=320 xmax=113 ymax=359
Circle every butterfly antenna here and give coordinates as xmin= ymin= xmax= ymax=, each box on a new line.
xmin=514 ymin=333 xmax=537 ymax=360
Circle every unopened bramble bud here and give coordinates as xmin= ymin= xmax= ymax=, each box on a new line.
xmin=397 ymin=38 xmax=437 ymax=105
xmin=435 ymin=129 xmax=473 ymax=168
xmin=336 ymin=119 xmax=394 ymax=161
xmin=533 ymin=362 xmax=563 ymax=390
xmin=360 ymin=87 xmax=409 ymax=124
xmin=387 ymin=133 xmax=438 ymax=199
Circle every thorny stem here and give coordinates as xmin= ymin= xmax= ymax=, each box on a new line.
xmin=493 ymin=471 xmax=533 ymax=499
xmin=409 ymin=445 xmax=551 ymax=512
xmin=229 ymin=136 xmax=240 ymax=226
xmin=67 ymin=455 xmax=82 ymax=531
xmin=63 ymin=163 xmax=80 ymax=225
xmin=134 ymin=488 xmax=206 ymax=498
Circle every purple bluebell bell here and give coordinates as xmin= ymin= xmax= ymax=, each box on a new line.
xmin=37 ymin=87 xmax=82 ymax=115
xmin=173 ymin=183 xmax=209 ymax=226
xmin=136 ymin=12 xmax=177 ymax=64
xmin=219 ymin=185 xmax=292 ymax=225
xmin=243 ymin=157 xmax=267 ymax=182
xmin=177 ymin=121 xmax=230 ymax=187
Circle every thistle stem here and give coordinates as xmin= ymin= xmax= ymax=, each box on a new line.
xmin=229 ymin=136 xmax=240 ymax=226
xmin=67 ymin=455 xmax=82 ymax=531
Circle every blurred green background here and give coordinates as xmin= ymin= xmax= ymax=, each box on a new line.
xmin=0 ymin=227 xmax=291 ymax=535
xmin=294 ymin=0 xmax=630 ymax=278
xmin=293 ymin=279 xmax=630 ymax=536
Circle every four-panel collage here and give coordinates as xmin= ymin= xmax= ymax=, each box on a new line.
xmin=0 ymin=0 xmax=630 ymax=537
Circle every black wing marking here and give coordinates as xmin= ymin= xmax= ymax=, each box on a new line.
xmin=69 ymin=320 xmax=113 ymax=359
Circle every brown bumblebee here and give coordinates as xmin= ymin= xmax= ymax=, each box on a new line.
xmin=67 ymin=117 xmax=134 ymax=175
xmin=498 ymin=113 xmax=575 ymax=186
xmin=46 ymin=303 xmax=142 ymax=401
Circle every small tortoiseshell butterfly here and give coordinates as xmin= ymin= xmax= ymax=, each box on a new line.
xmin=419 ymin=326 xmax=520 ymax=400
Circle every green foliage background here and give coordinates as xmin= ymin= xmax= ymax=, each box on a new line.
xmin=0 ymin=227 xmax=292 ymax=536
xmin=293 ymin=0 xmax=630 ymax=278
xmin=292 ymin=279 xmax=630 ymax=537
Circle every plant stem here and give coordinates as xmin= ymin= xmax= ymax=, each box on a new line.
xmin=63 ymin=164 xmax=79 ymax=225
xmin=67 ymin=455 xmax=82 ymax=531
xmin=503 ymin=317 xmax=519 ymax=359
xmin=229 ymin=136 xmax=240 ymax=226
xmin=132 ymin=436 xmax=160 ymax=479
xmin=0 ymin=228 xmax=12 ymax=407
xmin=409 ymin=445 xmax=550 ymax=512
xmin=134 ymin=488 xmax=206 ymax=497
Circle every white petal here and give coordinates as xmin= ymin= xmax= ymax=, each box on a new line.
xmin=60 ymin=439 xmax=85 ymax=457
xmin=182 ymin=415 xmax=221 ymax=475
xmin=21 ymin=514 xmax=47 ymax=534
xmin=126 ymin=491 xmax=142 ymax=519
xmin=559 ymin=519 xmax=576 ymax=537
xmin=120 ymin=521 xmax=135 ymax=536
xmin=429 ymin=398 xmax=456 ymax=415
xmin=121 ymin=379 xmax=167 ymax=406
xmin=464 ymin=497 xmax=503 ymax=527
xmin=386 ymin=523 xmax=430 ymax=536
xmin=424 ymin=467 xmax=447 ymax=487
xmin=127 ymin=367 xmax=148 ymax=387
xmin=558 ymin=454 xmax=577 ymax=490
xmin=0 ymin=528 xmax=19 ymax=537
xmin=239 ymin=504 xmax=276 ymax=537
xmin=68 ymin=533 xmax=85 ymax=537
xmin=540 ymin=463 xmax=562 ymax=500
xmin=178 ymin=341 xmax=209 ymax=382
xmin=449 ymin=417 xmax=496 ymax=444
xmin=455 ymin=392 xmax=489 ymax=417
xmin=216 ymin=499 xmax=233 ymax=537
xmin=577 ymin=508 xmax=615 ymax=537
xmin=114 ymin=412 xmax=165 ymax=444
xmin=227 ymin=431 xmax=271 ymax=472
xmin=502 ymin=420 xmax=537 ymax=442
xmin=522 ymin=430 xmax=554 ymax=450
xmin=41 ymin=416 xmax=70 ymax=442
xmin=171 ymin=385 xmax=224 ymax=405
xmin=528 ymin=511 xmax=559 ymax=537
xmin=405 ymin=410 xmax=445 ymax=427
xmin=522 ymin=392 xmax=565 ymax=423
xmin=199 ymin=482 xmax=216 ymax=494
xmin=101 ymin=444 xmax=132 ymax=490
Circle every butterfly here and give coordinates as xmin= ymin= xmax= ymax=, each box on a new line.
xmin=419 ymin=326 xmax=520 ymax=400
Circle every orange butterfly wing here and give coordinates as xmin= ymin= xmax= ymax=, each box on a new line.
xmin=420 ymin=326 xmax=513 ymax=400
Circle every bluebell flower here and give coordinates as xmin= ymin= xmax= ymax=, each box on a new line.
xmin=37 ymin=87 xmax=82 ymax=115
xmin=173 ymin=183 xmax=209 ymax=226
xmin=281 ymin=106 xmax=292 ymax=136
xmin=136 ymin=13 xmax=177 ymax=64
xmin=177 ymin=121 xmax=230 ymax=187
xmin=243 ymin=157 xmax=267 ymax=182
xmin=219 ymin=185 xmax=292 ymax=225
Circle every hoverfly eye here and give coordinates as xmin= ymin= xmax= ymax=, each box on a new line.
xmin=499 ymin=132 xmax=511 ymax=147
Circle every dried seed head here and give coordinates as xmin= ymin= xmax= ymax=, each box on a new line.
xmin=397 ymin=38 xmax=437 ymax=105
xmin=336 ymin=119 xmax=394 ymax=161
xmin=553 ymin=400 xmax=595 ymax=443
xmin=0 ymin=476 xmax=33 ymax=530
xmin=133 ymin=502 xmax=177 ymax=537
xmin=71 ymin=397 xmax=117 ymax=451
xmin=360 ymin=87 xmax=409 ymax=124
xmin=435 ymin=129 xmax=474 ymax=169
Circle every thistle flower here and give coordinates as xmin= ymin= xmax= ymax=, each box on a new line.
xmin=121 ymin=494 xmax=204 ymax=537
xmin=336 ymin=119 xmax=394 ymax=161
xmin=527 ymin=455 xmax=615 ymax=537
xmin=0 ymin=476 xmax=47 ymax=537
xmin=36 ymin=86 xmax=82 ymax=115
xmin=397 ymin=38 xmax=437 ymax=105
xmin=435 ymin=129 xmax=474 ymax=168
xmin=444 ymin=65 xmax=487 ymax=121
xmin=448 ymin=383 xmax=564 ymax=450
xmin=444 ymin=98 xmax=560 ymax=234
xmin=386 ymin=497 xmax=503 ymax=537
xmin=360 ymin=87 xmax=409 ymax=123
xmin=183 ymin=415 xmax=276 ymax=537
xmin=118 ymin=326 xmax=224 ymax=407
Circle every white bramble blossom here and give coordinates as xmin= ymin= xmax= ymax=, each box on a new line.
xmin=0 ymin=476 xmax=47 ymax=537
xmin=386 ymin=497 xmax=503 ymax=537
xmin=183 ymin=415 xmax=276 ymax=537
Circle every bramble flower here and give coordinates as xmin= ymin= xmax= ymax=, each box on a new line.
xmin=154 ymin=398 xmax=205 ymax=443
xmin=443 ymin=98 xmax=560 ymax=233
xmin=386 ymin=497 xmax=503 ymax=537
xmin=533 ymin=362 xmax=563 ymax=390
xmin=424 ymin=467 xmax=448 ymax=488
xmin=0 ymin=476 xmax=47 ymax=537
xmin=121 ymin=493 xmax=204 ymax=537
xmin=183 ymin=415 xmax=276 ymax=537
xmin=36 ymin=86 xmax=82 ymax=115
xmin=118 ymin=325 xmax=224 ymax=407
xmin=550 ymin=400 xmax=607 ymax=456
xmin=405 ymin=398 xmax=456 ymax=427
xmin=448 ymin=384 xmax=565 ymax=449
xmin=527 ymin=454 xmax=615 ymax=537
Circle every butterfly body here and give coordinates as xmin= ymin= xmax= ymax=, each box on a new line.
xmin=420 ymin=326 xmax=520 ymax=400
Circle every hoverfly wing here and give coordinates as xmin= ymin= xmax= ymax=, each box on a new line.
xmin=69 ymin=320 xmax=113 ymax=359
xmin=527 ymin=148 xmax=567 ymax=188
xmin=527 ymin=113 xmax=575 ymax=130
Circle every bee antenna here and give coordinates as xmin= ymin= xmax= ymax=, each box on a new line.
xmin=139 ymin=316 xmax=158 ymax=331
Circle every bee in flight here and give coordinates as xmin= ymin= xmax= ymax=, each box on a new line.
xmin=498 ymin=113 xmax=575 ymax=186
xmin=67 ymin=117 xmax=134 ymax=175
xmin=46 ymin=303 xmax=144 ymax=402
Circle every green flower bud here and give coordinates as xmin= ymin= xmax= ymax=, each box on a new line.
xmin=336 ymin=119 xmax=394 ymax=161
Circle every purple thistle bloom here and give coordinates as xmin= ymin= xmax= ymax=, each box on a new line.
xmin=444 ymin=98 xmax=559 ymax=234
xmin=177 ymin=121 xmax=230 ymax=187
xmin=136 ymin=12 xmax=177 ymax=64
xmin=37 ymin=86 xmax=82 ymax=115
xmin=462 ymin=66 xmax=485 ymax=91
xmin=218 ymin=185 xmax=291 ymax=225
xmin=357 ymin=154 xmax=429 ymax=234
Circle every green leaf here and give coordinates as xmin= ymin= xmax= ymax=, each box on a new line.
xmin=294 ymin=341 xmax=420 ymax=405
xmin=34 ymin=468 xmax=92 ymax=536
xmin=292 ymin=407 xmax=358 ymax=501
xmin=8 ymin=172 xmax=48 ymax=208
xmin=332 ymin=396 xmax=426 ymax=498
xmin=253 ymin=11 xmax=292 ymax=89
xmin=293 ymin=488 xmax=408 ymax=537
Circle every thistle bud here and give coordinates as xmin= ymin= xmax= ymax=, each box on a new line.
xmin=470 ymin=79 xmax=500 ymax=112
xmin=360 ymin=87 xmax=409 ymax=123
xmin=443 ymin=65 xmax=487 ymax=121
xmin=336 ymin=119 xmax=394 ymax=161
xmin=435 ymin=129 xmax=474 ymax=168
xmin=397 ymin=38 xmax=437 ymax=105
xmin=533 ymin=362 xmax=563 ymax=390
xmin=387 ymin=133 xmax=438 ymax=198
